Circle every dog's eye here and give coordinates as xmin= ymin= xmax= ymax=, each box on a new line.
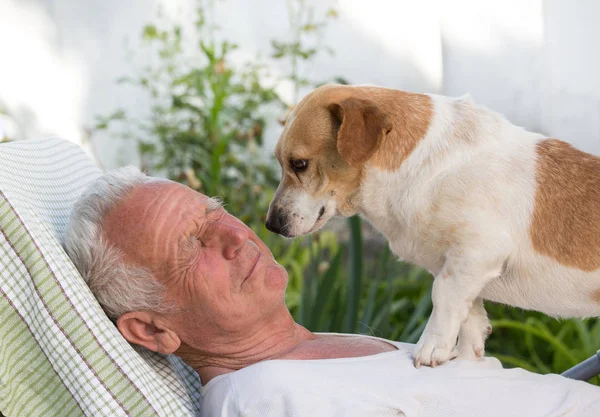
xmin=290 ymin=159 xmax=308 ymax=172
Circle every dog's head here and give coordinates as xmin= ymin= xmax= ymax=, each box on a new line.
xmin=265 ymin=84 xmax=389 ymax=237
xmin=265 ymin=84 xmax=432 ymax=237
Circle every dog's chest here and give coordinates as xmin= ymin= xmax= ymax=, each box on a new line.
xmin=361 ymin=195 xmax=445 ymax=274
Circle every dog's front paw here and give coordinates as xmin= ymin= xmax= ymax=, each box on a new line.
xmin=413 ymin=333 xmax=458 ymax=368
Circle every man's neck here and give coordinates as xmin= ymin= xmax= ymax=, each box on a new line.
xmin=176 ymin=314 xmax=315 ymax=384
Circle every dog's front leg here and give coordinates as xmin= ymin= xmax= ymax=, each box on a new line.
xmin=413 ymin=252 xmax=504 ymax=368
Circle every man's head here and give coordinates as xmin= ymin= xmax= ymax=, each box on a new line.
xmin=64 ymin=167 xmax=288 ymax=356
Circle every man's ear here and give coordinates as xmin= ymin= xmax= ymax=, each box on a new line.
xmin=116 ymin=311 xmax=181 ymax=355
xmin=328 ymin=97 xmax=392 ymax=167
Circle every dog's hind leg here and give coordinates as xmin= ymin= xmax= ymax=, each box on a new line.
xmin=413 ymin=246 xmax=507 ymax=368
xmin=456 ymin=297 xmax=492 ymax=360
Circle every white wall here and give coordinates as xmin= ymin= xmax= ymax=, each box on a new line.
xmin=0 ymin=0 xmax=161 ymax=166
xmin=1 ymin=0 xmax=599 ymax=167
xmin=441 ymin=0 xmax=600 ymax=156
xmin=441 ymin=0 xmax=545 ymax=132
xmin=542 ymin=0 xmax=600 ymax=156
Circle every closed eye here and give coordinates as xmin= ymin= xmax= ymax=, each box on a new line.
xmin=178 ymin=234 xmax=201 ymax=260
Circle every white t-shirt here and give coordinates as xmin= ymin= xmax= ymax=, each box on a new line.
xmin=200 ymin=334 xmax=600 ymax=417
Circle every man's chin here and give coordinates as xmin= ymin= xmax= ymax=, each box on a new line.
xmin=265 ymin=264 xmax=289 ymax=290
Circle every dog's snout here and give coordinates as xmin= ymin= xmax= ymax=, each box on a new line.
xmin=265 ymin=207 xmax=291 ymax=236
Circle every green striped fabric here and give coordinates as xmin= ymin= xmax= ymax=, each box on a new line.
xmin=0 ymin=138 xmax=202 ymax=416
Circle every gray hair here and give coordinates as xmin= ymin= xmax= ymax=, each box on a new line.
xmin=63 ymin=166 xmax=168 ymax=320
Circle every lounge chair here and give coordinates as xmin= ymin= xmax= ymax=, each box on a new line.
xmin=0 ymin=138 xmax=201 ymax=416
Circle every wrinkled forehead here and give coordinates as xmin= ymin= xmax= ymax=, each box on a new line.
xmin=102 ymin=181 xmax=220 ymax=246
xmin=137 ymin=181 xmax=220 ymax=210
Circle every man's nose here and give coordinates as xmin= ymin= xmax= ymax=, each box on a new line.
xmin=218 ymin=223 xmax=248 ymax=259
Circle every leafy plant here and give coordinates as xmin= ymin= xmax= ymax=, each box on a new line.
xmin=487 ymin=304 xmax=600 ymax=384
xmin=271 ymin=0 xmax=339 ymax=104
xmin=93 ymin=0 xmax=343 ymax=319
xmin=96 ymin=5 xmax=282 ymax=225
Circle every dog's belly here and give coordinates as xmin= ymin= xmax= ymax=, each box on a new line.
xmin=480 ymin=259 xmax=600 ymax=318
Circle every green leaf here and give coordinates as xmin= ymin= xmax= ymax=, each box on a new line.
xmin=358 ymin=280 xmax=379 ymax=335
xmin=490 ymin=320 xmax=580 ymax=367
xmin=138 ymin=141 xmax=157 ymax=155
xmin=399 ymin=283 xmax=432 ymax=342
xmin=326 ymin=8 xmax=339 ymax=18
xmin=142 ymin=24 xmax=158 ymax=40
xmin=309 ymin=249 xmax=343 ymax=331
xmin=343 ymin=215 xmax=363 ymax=333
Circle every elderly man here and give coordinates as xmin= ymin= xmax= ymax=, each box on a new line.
xmin=64 ymin=167 xmax=600 ymax=417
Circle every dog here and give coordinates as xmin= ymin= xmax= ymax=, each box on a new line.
xmin=265 ymin=83 xmax=600 ymax=368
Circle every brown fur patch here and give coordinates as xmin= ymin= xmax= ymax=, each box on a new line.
xmin=329 ymin=98 xmax=391 ymax=167
xmin=591 ymin=289 xmax=600 ymax=303
xmin=323 ymin=159 xmax=363 ymax=215
xmin=369 ymin=91 xmax=433 ymax=171
xmin=531 ymin=139 xmax=600 ymax=271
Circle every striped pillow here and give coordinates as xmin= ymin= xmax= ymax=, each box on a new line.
xmin=0 ymin=138 xmax=202 ymax=416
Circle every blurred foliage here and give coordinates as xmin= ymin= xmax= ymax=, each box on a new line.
xmin=95 ymin=4 xmax=282 ymax=224
xmin=94 ymin=0 xmax=342 ymax=317
xmin=273 ymin=0 xmax=340 ymax=104
xmin=96 ymin=0 xmax=598 ymax=384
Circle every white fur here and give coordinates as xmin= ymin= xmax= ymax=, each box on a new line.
xmin=281 ymin=190 xmax=335 ymax=235
xmin=356 ymin=95 xmax=600 ymax=366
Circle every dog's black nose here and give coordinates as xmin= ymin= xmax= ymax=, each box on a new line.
xmin=265 ymin=209 xmax=290 ymax=236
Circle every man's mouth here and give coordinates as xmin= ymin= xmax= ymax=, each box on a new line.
xmin=243 ymin=251 xmax=261 ymax=284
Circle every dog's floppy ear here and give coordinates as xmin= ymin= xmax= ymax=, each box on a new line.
xmin=328 ymin=97 xmax=392 ymax=167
